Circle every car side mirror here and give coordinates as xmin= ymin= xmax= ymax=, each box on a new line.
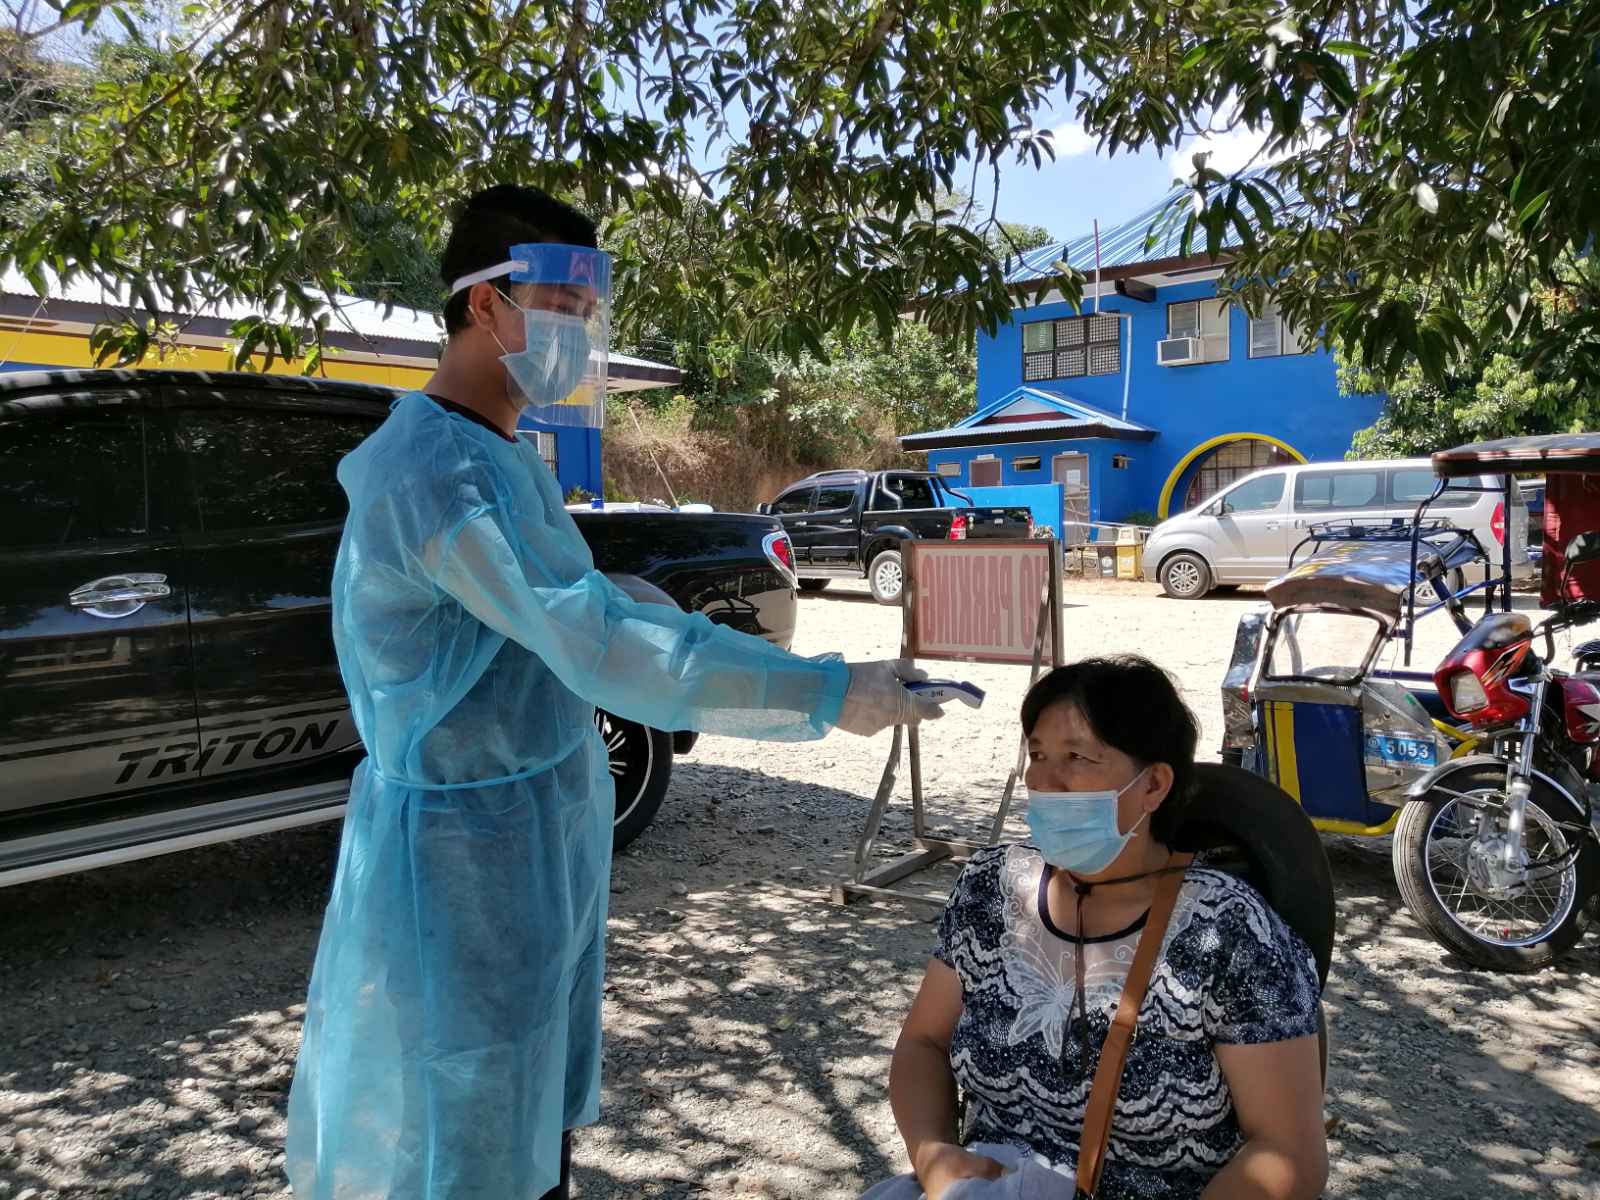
xmin=756 ymin=502 xmax=771 ymax=515
xmin=1566 ymin=530 xmax=1600 ymax=567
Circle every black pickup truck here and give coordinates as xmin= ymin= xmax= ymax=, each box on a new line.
xmin=0 ymin=369 xmax=800 ymax=886
xmin=757 ymin=468 xmax=1035 ymax=603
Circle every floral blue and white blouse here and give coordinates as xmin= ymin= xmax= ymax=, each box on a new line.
xmin=936 ymin=844 xmax=1321 ymax=1200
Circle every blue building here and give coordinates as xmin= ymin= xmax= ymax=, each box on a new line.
xmin=900 ymin=187 xmax=1384 ymax=535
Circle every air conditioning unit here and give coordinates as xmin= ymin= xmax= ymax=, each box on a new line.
xmin=1157 ymin=336 xmax=1204 ymax=366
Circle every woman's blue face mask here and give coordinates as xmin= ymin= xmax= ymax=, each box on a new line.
xmin=1023 ymin=767 xmax=1149 ymax=875
xmin=489 ymin=290 xmax=592 ymax=411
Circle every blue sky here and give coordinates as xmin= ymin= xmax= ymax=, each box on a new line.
xmin=991 ymin=120 xmax=1280 ymax=245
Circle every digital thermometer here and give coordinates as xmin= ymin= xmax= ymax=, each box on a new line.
xmin=905 ymin=679 xmax=986 ymax=709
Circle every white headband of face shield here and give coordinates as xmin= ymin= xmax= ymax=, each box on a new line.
xmin=448 ymin=261 xmax=521 ymax=297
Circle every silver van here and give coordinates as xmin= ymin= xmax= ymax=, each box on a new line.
xmin=1143 ymin=458 xmax=1532 ymax=599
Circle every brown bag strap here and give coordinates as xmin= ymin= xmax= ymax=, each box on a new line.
xmin=1073 ymin=852 xmax=1194 ymax=1199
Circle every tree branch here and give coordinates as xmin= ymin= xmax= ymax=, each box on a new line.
xmin=114 ymin=0 xmax=283 ymax=142
xmin=548 ymin=0 xmax=590 ymax=146
xmin=843 ymin=1 xmax=903 ymax=97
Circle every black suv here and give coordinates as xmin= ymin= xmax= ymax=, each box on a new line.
xmin=0 ymin=370 xmax=799 ymax=885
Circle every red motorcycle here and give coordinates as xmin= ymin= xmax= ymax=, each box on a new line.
xmin=1394 ymin=530 xmax=1600 ymax=970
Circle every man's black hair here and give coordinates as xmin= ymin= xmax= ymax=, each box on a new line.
xmin=439 ymin=184 xmax=599 ymax=336
xmin=1020 ymin=655 xmax=1199 ymax=844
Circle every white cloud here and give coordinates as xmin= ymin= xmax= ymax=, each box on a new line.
xmin=1049 ymin=118 xmax=1323 ymax=173
xmin=624 ymin=163 xmax=709 ymax=199
xmin=1160 ymin=124 xmax=1327 ymax=175
xmin=1049 ymin=122 xmax=1100 ymax=158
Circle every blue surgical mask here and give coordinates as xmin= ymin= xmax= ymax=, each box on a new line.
xmin=1024 ymin=767 xmax=1150 ymax=875
xmin=491 ymin=293 xmax=593 ymax=412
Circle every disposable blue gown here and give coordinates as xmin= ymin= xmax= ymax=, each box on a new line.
xmin=286 ymin=392 xmax=848 ymax=1199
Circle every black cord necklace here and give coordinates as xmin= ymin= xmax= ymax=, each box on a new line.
xmin=1056 ymin=854 xmax=1189 ymax=1069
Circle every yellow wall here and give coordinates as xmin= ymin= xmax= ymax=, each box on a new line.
xmin=0 ymin=328 xmax=435 ymax=391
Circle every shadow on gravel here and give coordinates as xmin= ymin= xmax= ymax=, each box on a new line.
xmin=0 ymin=824 xmax=341 ymax=1198
xmin=577 ymin=760 xmax=964 ymax=1197
xmin=4 ymin=767 xmax=1599 ymax=1199
xmin=1317 ymin=834 xmax=1600 ymax=1198
xmin=0 ymin=764 xmax=937 ymax=1199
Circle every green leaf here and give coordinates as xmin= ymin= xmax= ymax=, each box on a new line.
xmin=1516 ymin=189 xmax=1550 ymax=227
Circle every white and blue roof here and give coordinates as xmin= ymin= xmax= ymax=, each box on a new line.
xmin=898 ymin=386 xmax=1156 ymax=451
xmin=1001 ymin=169 xmax=1307 ymax=286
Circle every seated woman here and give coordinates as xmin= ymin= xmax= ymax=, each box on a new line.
xmin=872 ymin=656 xmax=1327 ymax=1200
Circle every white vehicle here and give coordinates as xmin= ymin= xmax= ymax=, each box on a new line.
xmin=1143 ymin=458 xmax=1532 ymax=600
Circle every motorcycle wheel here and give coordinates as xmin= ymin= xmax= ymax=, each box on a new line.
xmin=1393 ymin=764 xmax=1595 ymax=971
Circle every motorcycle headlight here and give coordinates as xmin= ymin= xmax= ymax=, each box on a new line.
xmin=1448 ymin=672 xmax=1490 ymax=715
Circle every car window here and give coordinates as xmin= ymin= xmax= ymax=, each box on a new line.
xmin=1217 ymin=472 xmax=1285 ymax=514
xmin=1294 ymin=469 xmax=1382 ymax=511
xmin=868 ymin=480 xmax=903 ymax=510
xmin=813 ymin=484 xmax=858 ymax=512
xmin=885 ymin=475 xmax=937 ymax=509
xmin=178 ymin=407 xmax=376 ymax=531
xmin=0 ymin=406 xmax=152 ymax=548
xmin=771 ymin=486 xmax=814 ymax=515
xmin=1388 ymin=467 xmax=1477 ymax=510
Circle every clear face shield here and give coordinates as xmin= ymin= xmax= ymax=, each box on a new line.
xmin=450 ymin=242 xmax=612 ymax=430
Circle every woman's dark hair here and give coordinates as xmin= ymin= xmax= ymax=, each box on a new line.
xmin=440 ymin=184 xmax=599 ymax=335
xmin=1020 ymin=655 xmax=1199 ymax=844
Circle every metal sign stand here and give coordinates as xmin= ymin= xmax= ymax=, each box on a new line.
xmin=832 ymin=540 xmax=1064 ymax=908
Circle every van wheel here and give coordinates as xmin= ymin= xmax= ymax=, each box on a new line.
xmin=869 ymin=550 xmax=904 ymax=604
xmin=1416 ymin=568 xmax=1467 ymax=606
xmin=797 ymin=579 xmax=831 ymax=592
xmin=597 ymin=710 xmax=673 ymax=851
xmin=1160 ymin=552 xmax=1212 ymax=599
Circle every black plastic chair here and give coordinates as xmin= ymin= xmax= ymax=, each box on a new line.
xmin=1170 ymin=761 xmax=1337 ymax=1080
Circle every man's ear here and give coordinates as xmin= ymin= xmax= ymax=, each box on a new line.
xmin=464 ymin=281 xmax=501 ymax=331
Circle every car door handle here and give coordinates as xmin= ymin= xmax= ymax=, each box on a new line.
xmin=70 ymin=573 xmax=172 ymax=618
xmin=1265 ymin=522 xmax=1281 ymax=531
xmin=792 ymin=520 xmax=807 ymax=527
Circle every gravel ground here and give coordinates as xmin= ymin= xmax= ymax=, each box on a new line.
xmin=3 ymin=578 xmax=1600 ymax=1200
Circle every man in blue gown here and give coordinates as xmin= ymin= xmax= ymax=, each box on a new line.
xmin=285 ymin=184 xmax=939 ymax=1199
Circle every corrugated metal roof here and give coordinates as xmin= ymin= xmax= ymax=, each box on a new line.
xmin=900 ymin=416 xmax=1157 ymax=449
xmin=959 ymin=385 xmax=1152 ymax=432
xmin=900 ymin=385 xmax=1156 ymax=448
xmin=1 ymin=265 xmax=444 ymax=348
xmin=1002 ymin=168 xmax=1306 ymax=285
xmin=0 ymin=266 xmax=679 ymax=378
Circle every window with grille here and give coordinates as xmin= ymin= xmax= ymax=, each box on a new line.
xmin=521 ymin=430 xmax=559 ymax=475
xmin=1183 ymin=439 xmax=1297 ymax=510
xmin=1166 ymin=300 xmax=1230 ymax=363
xmin=1248 ymin=303 xmax=1309 ymax=358
xmin=1021 ymin=313 xmax=1121 ymax=381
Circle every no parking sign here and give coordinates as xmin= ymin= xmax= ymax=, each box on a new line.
xmin=906 ymin=541 xmax=1062 ymax=665
xmin=834 ymin=537 xmax=1064 ymax=909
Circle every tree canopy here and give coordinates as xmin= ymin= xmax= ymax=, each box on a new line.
xmin=1342 ymin=259 xmax=1599 ymax=457
xmin=3 ymin=1 xmax=1599 ymax=384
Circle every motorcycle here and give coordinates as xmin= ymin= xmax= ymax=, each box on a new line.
xmin=1395 ymin=439 xmax=1600 ymax=971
